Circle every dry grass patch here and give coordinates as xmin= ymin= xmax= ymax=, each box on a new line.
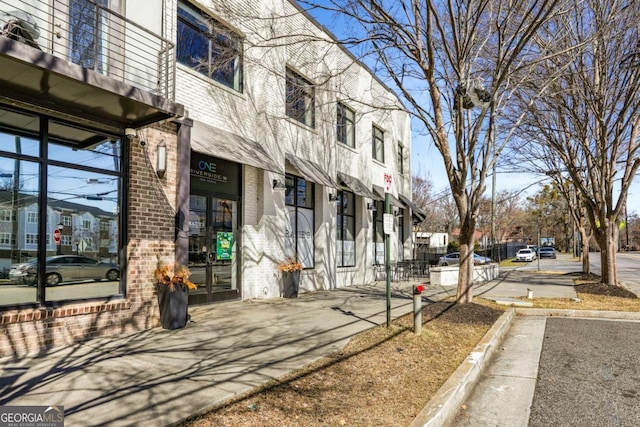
xmin=526 ymin=273 xmax=640 ymax=311
xmin=182 ymin=275 xmax=638 ymax=427
xmin=182 ymin=301 xmax=505 ymax=427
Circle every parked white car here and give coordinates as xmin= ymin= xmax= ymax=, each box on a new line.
xmin=515 ymin=248 xmax=536 ymax=262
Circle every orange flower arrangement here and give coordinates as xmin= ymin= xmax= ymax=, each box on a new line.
xmin=277 ymin=258 xmax=304 ymax=273
xmin=154 ymin=262 xmax=197 ymax=292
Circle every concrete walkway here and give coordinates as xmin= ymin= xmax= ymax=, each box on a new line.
xmin=0 ymin=279 xmax=439 ymax=426
xmin=1 ymin=255 xmax=636 ymax=427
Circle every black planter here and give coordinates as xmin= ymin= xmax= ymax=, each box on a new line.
xmin=282 ymin=271 xmax=300 ymax=298
xmin=158 ymin=285 xmax=189 ymax=330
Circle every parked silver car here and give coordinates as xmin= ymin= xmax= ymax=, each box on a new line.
xmin=538 ymin=247 xmax=557 ymax=259
xmin=439 ymin=252 xmax=491 ymax=266
xmin=10 ymin=255 xmax=119 ymax=286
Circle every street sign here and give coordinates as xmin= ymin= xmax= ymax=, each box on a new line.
xmin=383 ymin=213 xmax=394 ymax=235
xmin=384 ymin=173 xmax=392 ymax=193
xmin=53 ymin=228 xmax=61 ymax=244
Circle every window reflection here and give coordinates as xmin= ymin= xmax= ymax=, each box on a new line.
xmin=0 ymin=107 xmax=40 ymax=157
xmin=0 ymin=158 xmax=39 ymax=304
xmin=0 ymin=111 xmax=123 ymax=307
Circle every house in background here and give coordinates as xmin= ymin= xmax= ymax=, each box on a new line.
xmin=0 ymin=0 xmax=419 ymax=357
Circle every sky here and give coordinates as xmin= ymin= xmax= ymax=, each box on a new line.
xmin=304 ymin=2 xmax=640 ymax=218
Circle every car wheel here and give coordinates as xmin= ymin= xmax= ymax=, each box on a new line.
xmin=45 ymin=273 xmax=61 ymax=287
xmin=442 ymin=262 xmax=448 ymax=266
xmin=106 ymin=269 xmax=119 ymax=281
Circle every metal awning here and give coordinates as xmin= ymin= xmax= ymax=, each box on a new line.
xmin=337 ymin=172 xmax=377 ymax=199
xmin=191 ymin=121 xmax=283 ymax=173
xmin=286 ymin=153 xmax=336 ymax=188
xmin=399 ymin=194 xmax=426 ymax=222
xmin=372 ymin=184 xmax=404 ymax=208
xmin=0 ymin=38 xmax=184 ymax=132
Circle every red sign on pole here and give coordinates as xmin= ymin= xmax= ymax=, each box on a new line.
xmin=384 ymin=173 xmax=392 ymax=193
xmin=53 ymin=228 xmax=61 ymax=244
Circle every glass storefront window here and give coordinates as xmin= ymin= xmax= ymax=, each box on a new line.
xmin=285 ymin=174 xmax=315 ymax=269
xmin=0 ymin=105 xmax=123 ymax=307
xmin=0 ymin=157 xmax=40 ymax=305
xmin=337 ymin=190 xmax=355 ymax=267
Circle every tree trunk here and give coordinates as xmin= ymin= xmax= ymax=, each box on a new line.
xmin=456 ymin=214 xmax=476 ymax=304
xmin=596 ymin=221 xmax=618 ymax=286
xmin=579 ymin=225 xmax=590 ymax=274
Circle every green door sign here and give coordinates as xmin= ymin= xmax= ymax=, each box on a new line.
xmin=216 ymin=232 xmax=234 ymax=260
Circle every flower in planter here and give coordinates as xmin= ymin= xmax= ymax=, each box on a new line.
xmin=277 ymin=258 xmax=304 ymax=273
xmin=154 ymin=262 xmax=197 ymax=292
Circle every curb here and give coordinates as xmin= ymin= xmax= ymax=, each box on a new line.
xmin=408 ymin=308 xmax=516 ymax=427
xmin=516 ymin=308 xmax=640 ymax=320
xmin=410 ymin=307 xmax=640 ymax=427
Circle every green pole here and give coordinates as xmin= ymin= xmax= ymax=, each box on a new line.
xmin=385 ymin=192 xmax=391 ymax=327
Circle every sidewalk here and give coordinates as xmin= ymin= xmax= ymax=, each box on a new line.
xmin=0 ymin=279 xmax=440 ymax=426
xmin=0 ymin=267 xmax=599 ymax=426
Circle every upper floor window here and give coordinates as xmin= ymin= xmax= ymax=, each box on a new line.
xmin=69 ymin=0 xmax=109 ymax=73
xmin=27 ymin=212 xmax=38 ymax=223
xmin=62 ymin=215 xmax=72 ymax=227
xmin=286 ymin=68 xmax=315 ymax=128
xmin=177 ymin=1 xmax=244 ymax=92
xmin=373 ymin=126 xmax=384 ymax=163
xmin=397 ymin=142 xmax=404 ymax=174
xmin=337 ymin=102 xmax=355 ymax=148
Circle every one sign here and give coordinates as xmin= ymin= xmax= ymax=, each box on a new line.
xmin=53 ymin=228 xmax=61 ymax=244
xmin=383 ymin=173 xmax=392 ymax=193
xmin=216 ymin=231 xmax=234 ymax=260
xmin=383 ymin=213 xmax=394 ymax=235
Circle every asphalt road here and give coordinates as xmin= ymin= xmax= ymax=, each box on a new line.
xmin=529 ymin=318 xmax=640 ymax=427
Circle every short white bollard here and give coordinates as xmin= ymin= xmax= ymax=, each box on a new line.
xmin=413 ymin=284 xmax=425 ymax=335
xmin=527 ymin=288 xmax=534 ymax=299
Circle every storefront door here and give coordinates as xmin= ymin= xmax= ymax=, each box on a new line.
xmin=188 ymin=194 xmax=239 ymax=304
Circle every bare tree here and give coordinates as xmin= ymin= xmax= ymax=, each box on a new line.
xmin=295 ymin=0 xmax=567 ymax=302
xmin=412 ymin=174 xmax=459 ymax=232
xmin=512 ymin=0 xmax=640 ymax=285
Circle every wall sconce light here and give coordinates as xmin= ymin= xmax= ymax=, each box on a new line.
xmin=367 ymin=202 xmax=377 ymax=211
xmin=328 ymin=193 xmax=338 ymax=202
xmin=156 ymin=140 xmax=167 ymax=178
xmin=272 ymin=179 xmax=287 ymax=190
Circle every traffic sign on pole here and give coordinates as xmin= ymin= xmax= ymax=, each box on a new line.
xmin=53 ymin=228 xmax=61 ymax=244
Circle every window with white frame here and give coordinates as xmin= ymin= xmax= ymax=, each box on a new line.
xmin=337 ymin=102 xmax=355 ymax=148
xmin=177 ymin=1 xmax=244 ymax=92
xmin=27 ymin=212 xmax=38 ymax=223
xmin=26 ymin=234 xmax=38 ymax=245
xmin=62 ymin=215 xmax=72 ymax=227
xmin=0 ymin=233 xmax=10 ymax=244
xmin=337 ymin=190 xmax=356 ymax=267
xmin=61 ymin=235 xmax=72 ymax=246
xmin=373 ymin=125 xmax=384 ymax=163
xmin=82 ymin=219 xmax=91 ymax=230
xmin=0 ymin=209 xmax=10 ymax=221
xmin=286 ymin=68 xmax=315 ymax=128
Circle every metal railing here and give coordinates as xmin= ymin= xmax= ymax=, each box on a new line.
xmin=0 ymin=0 xmax=175 ymax=100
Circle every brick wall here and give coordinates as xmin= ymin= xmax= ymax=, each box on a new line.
xmin=0 ymin=124 xmax=179 ymax=358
